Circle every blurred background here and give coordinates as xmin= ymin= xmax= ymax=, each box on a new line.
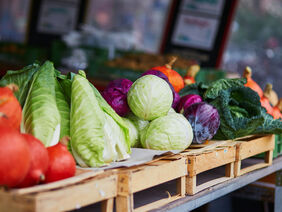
xmin=0 ymin=0 xmax=281 ymax=96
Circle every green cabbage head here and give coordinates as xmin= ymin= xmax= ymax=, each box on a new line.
xmin=127 ymin=75 xmax=173 ymax=121
xmin=141 ymin=113 xmax=193 ymax=150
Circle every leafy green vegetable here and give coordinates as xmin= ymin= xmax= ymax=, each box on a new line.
xmin=0 ymin=63 xmax=40 ymax=106
xmin=70 ymin=72 xmax=105 ymax=167
xmin=55 ymin=79 xmax=70 ymax=139
xmin=204 ymin=78 xmax=246 ymax=99
xmin=253 ymin=110 xmax=282 ymax=135
xmin=21 ymin=61 xmax=61 ymax=147
xmin=209 ymin=87 xmax=264 ymax=139
xmin=179 ymin=82 xmax=209 ymax=97
xmin=70 ymin=71 xmax=131 ymax=167
xmin=180 ymin=78 xmax=282 ymax=140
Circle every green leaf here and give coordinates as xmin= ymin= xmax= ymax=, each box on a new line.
xmin=55 ymin=79 xmax=70 ymax=139
xmin=179 ymin=82 xmax=209 ymax=97
xmin=0 ymin=63 xmax=40 ymax=106
xmin=21 ymin=61 xmax=61 ymax=147
xmin=204 ymin=78 xmax=246 ymax=100
xmin=253 ymin=109 xmax=282 ymax=135
xmin=210 ymin=87 xmax=264 ymax=140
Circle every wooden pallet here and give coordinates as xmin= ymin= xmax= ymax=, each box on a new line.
xmin=180 ymin=140 xmax=237 ymax=195
xmin=234 ymin=134 xmax=275 ymax=177
xmin=0 ymin=169 xmax=117 ymax=212
xmin=116 ymin=155 xmax=187 ymax=212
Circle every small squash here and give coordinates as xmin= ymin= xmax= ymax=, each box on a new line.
xmin=264 ymin=83 xmax=278 ymax=106
xmin=0 ymin=84 xmax=22 ymax=130
xmin=184 ymin=65 xmax=200 ymax=85
xmin=260 ymin=88 xmax=273 ymax=115
xmin=243 ymin=66 xmax=263 ymax=98
xmin=272 ymin=98 xmax=282 ymax=119
xmin=151 ymin=56 xmax=184 ymax=92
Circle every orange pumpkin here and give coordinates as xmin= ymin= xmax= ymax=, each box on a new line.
xmin=184 ymin=65 xmax=200 ymax=85
xmin=0 ymin=84 xmax=22 ymax=130
xmin=260 ymin=88 xmax=273 ymax=115
xmin=151 ymin=56 xmax=184 ymax=92
xmin=272 ymin=98 xmax=282 ymax=120
xmin=243 ymin=66 xmax=263 ymax=98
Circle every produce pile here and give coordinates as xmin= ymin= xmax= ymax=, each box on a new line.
xmin=0 ymin=59 xmax=281 ymax=189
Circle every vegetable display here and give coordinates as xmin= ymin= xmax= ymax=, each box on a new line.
xmin=140 ymin=113 xmax=193 ymax=150
xmin=1 ymin=59 xmax=281 ymax=189
xmin=127 ymin=75 xmax=173 ymax=121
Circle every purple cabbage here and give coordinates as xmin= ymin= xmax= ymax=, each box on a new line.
xmin=102 ymin=78 xmax=133 ymax=116
xmin=184 ymin=102 xmax=220 ymax=144
xmin=177 ymin=94 xmax=202 ymax=114
xmin=141 ymin=70 xmax=179 ymax=109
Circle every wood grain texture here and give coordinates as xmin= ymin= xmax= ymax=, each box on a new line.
xmin=0 ymin=171 xmax=117 ymax=212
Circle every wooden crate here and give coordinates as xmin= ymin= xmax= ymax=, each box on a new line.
xmin=0 ymin=169 xmax=117 ymax=212
xmin=180 ymin=140 xmax=236 ymax=195
xmin=234 ymin=134 xmax=275 ymax=177
xmin=116 ymin=155 xmax=187 ymax=212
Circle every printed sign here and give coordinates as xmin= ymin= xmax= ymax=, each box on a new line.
xmin=37 ymin=0 xmax=79 ymax=34
xmin=180 ymin=0 xmax=224 ymax=16
xmin=172 ymin=14 xmax=219 ymax=50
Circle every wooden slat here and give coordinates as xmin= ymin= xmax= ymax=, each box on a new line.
xmin=236 ymin=134 xmax=275 ymax=160
xmin=238 ymin=163 xmax=270 ymax=177
xmin=176 ymin=176 xmax=186 ymax=197
xmin=101 ymin=198 xmax=114 ymax=212
xmin=34 ymin=174 xmax=117 ymax=212
xmin=193 ymin=147 xmax=235 ymax=175
xmin=116 ymin=194 xmax=133 ymax=212
xmin=134 ymin=195 xmax=182 ymax=212
xmin=0 ymin=191 xmax=36 ymax=212
xmin=196 ymin=177 xmax=231 ymax=193
xmin=11 ymin=169 xmax=104 ymax=195
xmin=131 ymin=158 xmax=187 ymax=193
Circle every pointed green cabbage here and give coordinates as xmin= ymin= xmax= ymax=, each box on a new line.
xmin=21 ymin=61 xmax=61 ymax=147
xmin=70 ymin=73 xmax=106 ymax=167
xmin=91 ymin=84 xmax=131 ymax=154
xmin=103 ymin=114 xmax=130 ymax=162
xmin=55 ymin=80 xmax=70 ymax=139
xmin=122 ymin=117 xmax=139 ymax=147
